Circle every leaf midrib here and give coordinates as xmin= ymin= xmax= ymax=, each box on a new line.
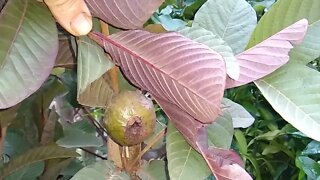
xmin=1 ymin=0 xmax=29 ymax=68
xmin=103 ymin=34 xmax=223 ymax=120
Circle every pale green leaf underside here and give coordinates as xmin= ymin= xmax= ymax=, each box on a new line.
xmin=222 ymin=98 xmax=254 ymax=128
xmin=255 ymin=63 xmax=320 ymax=141
xmin=194 ymin=0 xmax=256 ymax=54
xmin=246 ymin=0 xmax=320 ymax=141
xmin=71 ymin=161 xmax=130 ymax=180
xmin=77 ymin=36 xmax=114 ymax=94
xmin=178 ymin=26 xmax=240 ymax=80
xmin=247 ymin=0 xmax=320 ymax=48
xmin=166 ymin=123 xmax=210 ymax=180
xmin=0 ymin=0 xmax=58 ymax=108
xmin=289 ymin=20 xmax=320 ymax=64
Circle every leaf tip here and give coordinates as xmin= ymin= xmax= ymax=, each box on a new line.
xmin=291 ymin=18 xmax=309 ymax=45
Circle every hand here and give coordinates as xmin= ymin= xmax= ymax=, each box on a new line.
xmin=44 ymin=0 xmax=92 ymax=36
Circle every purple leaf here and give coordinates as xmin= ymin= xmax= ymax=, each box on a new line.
xmin=90 ymin=30 xmax=226 ymax=123
xmin=155 ymin=97 xmax=251 ymax=180
xmin=85 ymin=0 xmax=164 ymax=29
xmin=226 ymin=19 xmax=308 ymax=89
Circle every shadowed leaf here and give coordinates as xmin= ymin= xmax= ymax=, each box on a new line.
xmin=55 ymin=33 xmax=76 ymax=68
xmin=78 ymin=72 xmax=114 ymax=107
xmin=77 ymin=36 xmax=114 ymax=107
xmin=137 ymin=160 xmax=167 ymax=180
xmin=0 ymin=105 xmax=19 ymax=127
xmin=0 ymin=145 xmax=79 ymax=178
xmin=40 ymin=158 xmax=73 ymax=180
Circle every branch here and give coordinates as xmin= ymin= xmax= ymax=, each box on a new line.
xmin=80 ymin=147 xmax=108 ymax=160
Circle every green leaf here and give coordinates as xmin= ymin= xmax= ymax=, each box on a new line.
xmin=248 ymin=130 xmax=283 ymax=146
xmin=137 ymin=160 xmax=167 ymax=180
xmin=207 ymin=111 xmax=234 ymax=149
xmin=5 ymin=162 xmax=44 ymax=180
xmin=56 ymin=128 xmax=103 ymax=148
xmin=178 ymin=26 xmax=240 ymax=80
xmin=246 ymin=0 xmax=320 ymax=142
xmin=69 ymin=120 xmax=96 ymax=133
xmin=193 ymin=0 xmax=257 ymax=53
xmin=4 ymin=128 xmax=31 ymax=157
xmin=183 ymin=0 xmax=207 ymax=19
xmin=77 ymin=36 xmax=114 ymax=107
xmin=301 ymin=140 xmax=320 ymax=155
xmin=0 ymin=145 xmax=79 ymax=178
xmin=297 ymin=156 xmax=320 ymax=180
xmin=71 ymin=160 xmax=130 ymax=180
xmin=247 ymin=0 xmax=320 ymax=49
xmin=255 ymin=63 xmax=320 ymax=141
xmin=166 ymin=111 xmax=234 ymax=180
xmin=234 ymin=129 xmax=247 ymax=156
xmin=0 ymin=0 xmax=58 ymax=108
xmin=40 ymin=159 xmax=73 ymax=180
xmin=166 ymin=122 xmax=211 ymax=180
xmin=289 ymin=20 xmax=320 ymax=64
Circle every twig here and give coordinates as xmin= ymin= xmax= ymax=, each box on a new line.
xmin=0 ymin=126 xmax=8 ymax=156
xmin=127 ymin=128 xmax=166 ymax=171
xmin=80 ymin=147 xmax=108 ymax=160
xmin=54 ymin=63 xmax=77 ymax=68
xmin=81 ymin=107 xmax=108 ymax=143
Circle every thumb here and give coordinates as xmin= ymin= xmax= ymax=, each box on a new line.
xmin=44 ymin=0 xmax=92 ymax=36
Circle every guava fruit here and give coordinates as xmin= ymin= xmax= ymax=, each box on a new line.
xmin=105 ymin=91 xmax=156 ymax=146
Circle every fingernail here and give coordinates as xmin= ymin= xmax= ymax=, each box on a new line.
xmin=70 ymin=12 xmax=92 ymax=36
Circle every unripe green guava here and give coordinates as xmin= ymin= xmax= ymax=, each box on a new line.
xmin=105 ymin=91 xmax=156 ymax=146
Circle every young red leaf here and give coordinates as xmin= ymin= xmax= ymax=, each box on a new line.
xmin=85 ymin=0 xmax=164 ymax=29
xmin=226 ymin=19 xmax=308 ymax=89
xmin=90 ymin=30 xmax=226 ymax=123
xmin=155 ymin=97 xmax=251 ymax=180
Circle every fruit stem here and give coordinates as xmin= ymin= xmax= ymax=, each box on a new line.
xmin=127 ymin=128 xmax=166 ymax=171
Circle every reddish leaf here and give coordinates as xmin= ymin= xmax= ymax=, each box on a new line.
xmin=155 ymin=97 xmax=251 ymax=180
xmin=89 ymin=30 xmax=226 ymax=123
xmin=85 ymin=0 xmax=164 ymax=29
xmin=226 ymin=19 xmax=308 ymax=88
